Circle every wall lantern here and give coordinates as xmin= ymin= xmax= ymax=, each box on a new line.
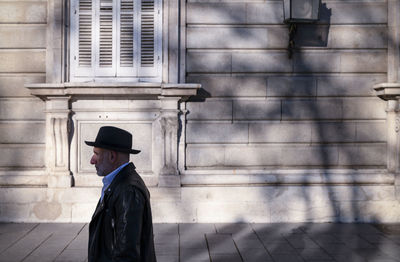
xmin=283 ymin=0 xmax=321 ymax=58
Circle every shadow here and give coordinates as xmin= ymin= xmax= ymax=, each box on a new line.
xmin=293 ymin=4 xmax=332 ymax=48
xmin=182 ymin=0 xmax=395 ymax=260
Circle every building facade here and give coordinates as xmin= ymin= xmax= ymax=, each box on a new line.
xmin=0 ymin=0 xmax=400 ymax=223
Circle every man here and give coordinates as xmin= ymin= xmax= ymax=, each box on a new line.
xmin=86 ymin=126 xmax=156 ymax=262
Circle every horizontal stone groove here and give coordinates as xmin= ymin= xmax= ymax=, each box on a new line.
xmin=187 ymin=48 xmax=388 ymax=52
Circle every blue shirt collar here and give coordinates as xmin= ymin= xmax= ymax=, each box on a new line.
xmin=100 ymin=162 xmax=130 ymax=201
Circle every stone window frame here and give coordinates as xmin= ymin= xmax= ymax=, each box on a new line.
xmin=46 ymin=0 xmax=185 ymax=84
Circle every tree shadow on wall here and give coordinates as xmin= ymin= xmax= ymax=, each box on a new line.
xmin=183 ymin=0 xmax=393 ymax=261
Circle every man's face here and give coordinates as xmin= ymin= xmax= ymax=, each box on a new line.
xmin=90 ymin=147 xmax=113 ymax=176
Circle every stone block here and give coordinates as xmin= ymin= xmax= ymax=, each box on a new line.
xmin=152 ymin=201 xmax=196 ymax=223
xmin=338 ymin=144 xmax=386 ymax=167
xmin=340 ymin=51 xmax=387 ymax=73
xmin=311 ymin=122 xmax=356 ymax=143
xmin=317 ymin=75 xmax=386 ymax=96
xmin=0 ymin=145 xmax=44 ymax=167
xmin=71 ymin=203 xmax=97 ymax=223
xmin=0 ymin=1 xmax=47 ymax=23
xmin=269 ymin=198 xmax=338 ymax=223
xmin=294 ymin=52 xmax=340 ymax=73
xmin=0 ymin=50 xmax=45 ymax=73
xmin=187 ymin=3 xmax=246 ymax=24
xmin=0 ymin=202 xmax=72 ymax=222
xmin=224 ymin=145 xmax=282 ymax=166
xmin=186 ymin=52 xmax=231 ymax=73
xmin=337 ymin=201 xmax=400 ymax=223
xmin=294 ymin=25 xmax=387 ymax=49
xmin=246 ymin=2 xmax=283 ymax=24
xmin=0 ymin=98 xmax=44 ymax=120
xmin=181 ymin=187 xmax=275 ymax=203
xmin=232 ymin=52 xmax=292 ymax=73
xmin=324 ymin=2 xmax=387 ymax=24
xmin=0 ymin=188 xmax=46 ymax=204
xmin=0 ymin=203 xmax=32 ymax=222
xmin=282 ymin=99 xmax=342 ymax=120
xmin=186 ymin=100 xmax=232 ymax=120
xmin=233 ymin=99 xmax=281 ymax=120
xmin=0 ymin=75 xmax=45 ymax=97
xmin=149 ymin=188 xmax=181 ymax=202
xmin=267 ymin=76 xmax=316 ymax=97
xmin=329 ymin=26 xmax=387 ymax=49
xmin=280 ymin=145 xmax=339 ymax=166
xmin=0 ymin=25 xmax=46 ymax=48
xmin=342 ymin=98 xmax=386 ymax=119
xmin=187 ymin=75 xmax=267 ymax=97
xmin=356 ymin=121 xmax=386 ymax=142
xmin=187 ymin=27 xmax=268 ymax=49
xmin=0 ymin=122 xmax=44 ymax=143
xmin=0 ymin=174 xmax=47 ymax=187
xmin=186 ymin=123 xmax=248 ymax=143
xmin=249 ymin=123 xmax=312 ymax=143
xmin=47 ymin=188 xmax=100 ymax=204
xmin=329 ymin=186 xmax=396 ymax=202
xmin=186 ymin=145 xmax=225 ymax=167
xmin=31 ymin=201 xmax=72 ymax=222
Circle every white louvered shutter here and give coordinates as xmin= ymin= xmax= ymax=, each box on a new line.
xmin=70 ymin=0 xmax=161 ymax=81
xmin=95 ymin=0 xmax=116 ymax=76
xmin=138 ymin=0 xmax=161 ymax=78
xmin=70 ymin=0 xmax=95 ymax=79
xmin=117 ymin=0 xmax=137 ymax=76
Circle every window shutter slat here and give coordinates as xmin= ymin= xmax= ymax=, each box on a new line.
xmin=95 ymin=0 xmax=116 ymax=76
xmin=138 ymin=0 xmax=160 ymax=80
xmin=78 ymin=0 xmax=92 ymax=67
xmin=99 ymin=0 xmax=113 ymax=67
xmin=70 ymin=0 xmax=95 ymax=80
xmin=120 ymin=0 xmax=134 ymax=67
xmin=140 ymin=0 xmax=155 ymax=68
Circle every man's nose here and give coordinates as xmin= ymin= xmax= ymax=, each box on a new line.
xmin=90 ymin=155 xmax=96 ymax=165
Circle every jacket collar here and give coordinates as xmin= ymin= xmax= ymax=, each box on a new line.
xmin=91 ymin=162 xmax=136 ymax=220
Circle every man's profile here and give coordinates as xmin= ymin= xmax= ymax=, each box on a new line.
xmin=86 ymin=126 xmax=156 ymax=262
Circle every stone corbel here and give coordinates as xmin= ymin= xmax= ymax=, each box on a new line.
xmin=157 ymin=96 xmax=181 ymax=187
xmin=45 ymin=97 xmax=72 ymax=187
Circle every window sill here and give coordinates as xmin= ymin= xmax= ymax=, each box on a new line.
xmin=25 ymin=82 xmax=200 ymax=101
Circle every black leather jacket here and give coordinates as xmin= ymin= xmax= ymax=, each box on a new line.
xmin=88 ymin=163 xmax=156 ymax=262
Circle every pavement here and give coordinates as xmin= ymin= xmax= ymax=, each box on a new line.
xmin=1 ymin=223 xmax=400 ymax=262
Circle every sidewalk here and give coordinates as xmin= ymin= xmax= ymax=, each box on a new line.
xmin=1 ymin=223 xmax=400 ymax=262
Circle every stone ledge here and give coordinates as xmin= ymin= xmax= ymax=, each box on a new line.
xmin=25 ymin=82 xmax=201 ymax=100
xmin=181 ymin=169 xmax=393 ymax=186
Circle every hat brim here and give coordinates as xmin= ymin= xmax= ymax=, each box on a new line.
xmin=85 ymin=141 xmax=141 ymax=154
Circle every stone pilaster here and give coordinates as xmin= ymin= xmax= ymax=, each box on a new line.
xmin=375 ymin=83 xmax=400 ymax=199
xmin=45 ymin=97 xmax=72 ymax=187
xmin=158 ymin=97 xmax=181 ymax=187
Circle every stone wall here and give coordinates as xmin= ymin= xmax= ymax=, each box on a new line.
xmin=0 ymin=1 xmax=46 ymax=186
xmin=0 ymin=0 xmax=400 ymax=223
xmin=185 ymin=0 xmax=388 ymax=170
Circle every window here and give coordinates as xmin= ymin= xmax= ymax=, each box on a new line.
xmin=70 ymin=0 xmax=162 ymax=82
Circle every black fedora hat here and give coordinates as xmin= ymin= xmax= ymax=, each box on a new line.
xmin=85 ymin=126 xmax=141 ymax=154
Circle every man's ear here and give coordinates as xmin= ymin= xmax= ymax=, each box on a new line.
xmin=109 ymin=150 xmax=117 ymax=163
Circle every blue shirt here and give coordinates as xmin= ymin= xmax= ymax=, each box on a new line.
xmin=100 ymin=162 xmax=130 ymax=202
